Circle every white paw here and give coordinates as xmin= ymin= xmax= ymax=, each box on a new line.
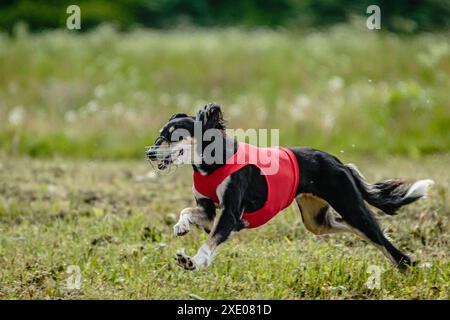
xmin=175 ymin=248 xmax=196 ymax=270
xmin=173 ymin=220 xmax=190 ymax=236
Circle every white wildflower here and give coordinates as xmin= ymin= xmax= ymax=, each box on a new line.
xmin=228 ymin=104 xmax=242 ymax=117
xmin=94 ymin=85 xmax=105 ymax=98
xmin=86 ymin=100 xmax=99 ymax=113
xmin=294 ymin=94 xmax=311 ymax=109
xmin=289 ymin=105 xmax=304 ymax=121
xmin=322 ymin=113 xmax=335 ymax=130
xmin=65 ymin=110 xmax=77 ymax=123
xmin=8 ymin=106 xmax=25 ymax=126
xmin=328 ymin=76 xmax=344 ymax=92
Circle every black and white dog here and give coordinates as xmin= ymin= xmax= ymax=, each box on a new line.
xmin=146 ymin=103 xmax=434 ymax=271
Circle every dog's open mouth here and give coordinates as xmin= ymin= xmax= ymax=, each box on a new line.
xmin=149 ymin=148 xmax=184 ymax=171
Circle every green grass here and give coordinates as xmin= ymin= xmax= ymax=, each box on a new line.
xmin=0 ymin=24 xmax=449 ymax=299
xmin=0 ymin=25 xmax=449 ymax=158
xmin=0 ymin=155 xmax=448 ymax=299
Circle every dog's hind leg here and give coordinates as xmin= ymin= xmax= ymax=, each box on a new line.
xmin=290 ymin=147 xmax=416 ymax=270
xmin=295 ymin=194 xmax=351 ymax=235
xmin=317 ymin=167 xmax=415 ymax=271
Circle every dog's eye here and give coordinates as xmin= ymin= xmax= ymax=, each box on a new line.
xmin=172 ymin=136 xmax=183 ymax=143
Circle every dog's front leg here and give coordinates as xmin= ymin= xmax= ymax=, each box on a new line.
xmin=175 ymin=171 xmax=249 ymax=271
xmin=176 ymin=209 xmax=239 ymax=270
xmin=173 ymin=198 xmax=216 ymax=236
xmin=177 ymin=188 xmax=245 ymax=270
xmin=173 ymin=207 xmax=207 ymax=236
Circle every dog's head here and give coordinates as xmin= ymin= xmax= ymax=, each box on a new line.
xmin=146 ymin=102 xmax=226 ymax=171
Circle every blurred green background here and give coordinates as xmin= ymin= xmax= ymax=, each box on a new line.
xmin=0 ymin=0 xmax=449 ymax=159
xmin=1 ymin=0 xmax=449 ymax=33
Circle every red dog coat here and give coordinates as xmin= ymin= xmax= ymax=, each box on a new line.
xmin=193 ymin=142 xmax=300 ymax=228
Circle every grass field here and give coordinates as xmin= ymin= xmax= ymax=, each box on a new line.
xmin=0 ymin=155 xmax=448 ymax=299
xmin=0 ymin=25 xmax=449 ymax=299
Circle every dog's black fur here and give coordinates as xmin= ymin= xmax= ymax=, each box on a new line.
xmin=147 ymin=103 xmax=433 ymax=271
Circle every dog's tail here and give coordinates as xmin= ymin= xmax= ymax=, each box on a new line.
xmin=345 ymin=163 xmax=434 ymax=215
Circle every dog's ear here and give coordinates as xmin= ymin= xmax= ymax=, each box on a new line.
xmin=169 ymin=113 xmax=189 ymax=121
xmin=196 ymin=103 xmax=226 ymax=131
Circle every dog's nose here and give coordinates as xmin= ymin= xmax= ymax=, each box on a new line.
xmin=146 ymin=147 xmax=158 ymax=161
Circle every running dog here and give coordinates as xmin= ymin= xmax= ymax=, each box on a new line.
xmin=146 ymin=103 xmax=434 ymax=271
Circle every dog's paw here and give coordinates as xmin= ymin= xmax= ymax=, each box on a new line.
xmin=176 ymin=248 xmax=196 ymax=271
xmin=173 ymin=220 xmax=190 ymax=236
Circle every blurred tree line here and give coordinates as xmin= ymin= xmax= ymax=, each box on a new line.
xmin=0 ymin=0 xmax=449 ymax=33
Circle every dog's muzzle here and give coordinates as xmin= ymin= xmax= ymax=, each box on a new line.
xmin=146 ymin=136 xmax=180 ymax=171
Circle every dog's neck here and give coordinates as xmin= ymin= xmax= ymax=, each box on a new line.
xmin=192 ymin=135 xmax=238 ymax=175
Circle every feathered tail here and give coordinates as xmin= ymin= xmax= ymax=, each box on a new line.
xmin=346 ymin=163 xmax=434 ymax=215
